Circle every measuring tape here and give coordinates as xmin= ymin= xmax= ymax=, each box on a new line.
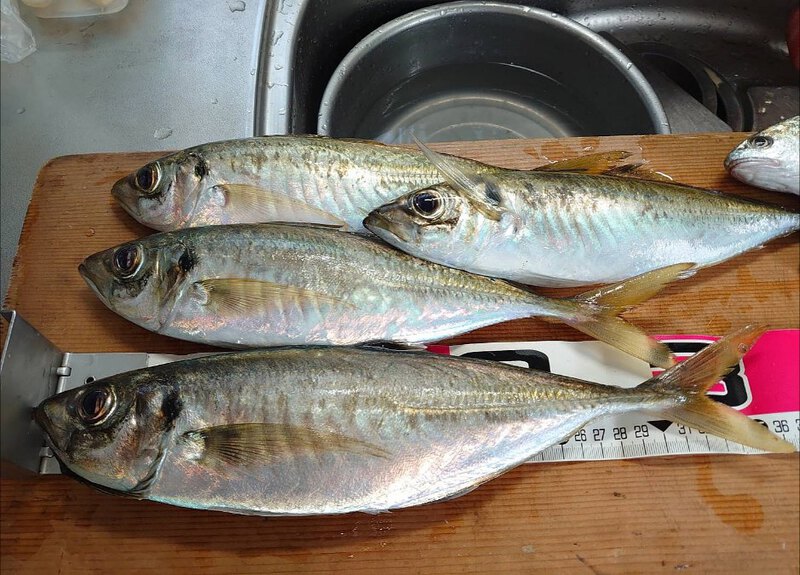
xmin=430 ymin=329 xmax=800 ymax=462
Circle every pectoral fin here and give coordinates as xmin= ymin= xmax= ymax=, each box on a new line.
xmin=412 ymin=136 xmax=505 ymax=221
xmin=183 ymin=423 xmax=390 ymax=468
xmin=212 ymin=183 xmax=347 ymax=227
xmin=193 ymin=278 xmax=351 ymax=316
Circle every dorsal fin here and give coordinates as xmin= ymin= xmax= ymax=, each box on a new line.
xmin=526 ymin=149 xmax=676 ymax=182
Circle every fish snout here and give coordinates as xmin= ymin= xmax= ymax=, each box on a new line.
xmin=364 ymin=209 xmax=416 ymax=244
xmin=34 ymin=397 xmax=72 ymax=455
xmin=78 ymin=257 xmax=112 ymax=306
xmin=111 ymin=176 xmax=140 ymax=218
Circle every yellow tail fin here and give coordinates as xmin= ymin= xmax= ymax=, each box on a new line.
xmin=564 ymin=263 xmax=694 ymax=368
xmin=641 ymin=325 xmax=795 ymax=453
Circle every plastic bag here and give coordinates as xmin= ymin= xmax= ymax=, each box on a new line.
xmin=1 ymin=0 xmax=36 ymax=63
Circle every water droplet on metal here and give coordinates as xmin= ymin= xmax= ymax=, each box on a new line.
xmin=274 ymin=64 xmax=283 ymax=70
xmin=153 ymin=128 xmax=173 ymax=140
xmin=227 ymin=0 xmax=245 ymax=12
xmin=16 ymin=107 xmax=25 ymax=114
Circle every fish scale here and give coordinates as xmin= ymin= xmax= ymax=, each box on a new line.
xmin=367 ymin=146 xmax=799 ymax=287
xmin=34 ymin=333 xmax=794 ymax=516
xmin=111 ymin=135 xmax=497 ymax=232
xmin=80 ymin=223 xmax=693 ymax=367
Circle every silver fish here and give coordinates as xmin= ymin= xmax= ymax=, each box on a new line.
xmin=34 ymin=327 xmax=794 ymax=516
xmin=365 ymin=141 xmax=799 ymax=287
xmin=78 ymin=223 xmax=687 ymax=367
xmin=111 ymin=136 xmax=495 ymax=232
xmin=725 ymin=116 xmax=800 ymax=195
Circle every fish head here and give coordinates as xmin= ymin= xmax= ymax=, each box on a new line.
xmin=79 ymin=235 xmax=193 ymax=331
xmin=724 ymin=116 xmax=800 ymax=193
xmin=34 ymin=376 xmax=175 ymax=493
xmin=364 ymin=184 xmax=471 ymax=251
xmin=112 ymin=151 xmax=211 ymax=230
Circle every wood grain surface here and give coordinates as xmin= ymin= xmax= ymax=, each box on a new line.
xmin=1 ymin=133 xmax=798 ymax=574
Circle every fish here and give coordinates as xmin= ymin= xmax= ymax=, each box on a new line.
xmin=364 ymin=140 xmax=800 ymax=287
xmin=34 ymin=326 xmax=795 ymax=516
xmin=725 ymin=116 xmax=800 ymax=195
xmin=111 ymin=135 xmax=499 ymax=232
xmin=78 ymin=222 xmax=687 ymax=368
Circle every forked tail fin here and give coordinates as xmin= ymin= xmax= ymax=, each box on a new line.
xmin=637 ymin=325 xmax=795 ymax=453
xmin=563 ymin=263 xmax=694 ymax=369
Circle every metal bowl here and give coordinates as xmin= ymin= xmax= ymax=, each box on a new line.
xmin=317 ymin=1 xmax=669 ymax=143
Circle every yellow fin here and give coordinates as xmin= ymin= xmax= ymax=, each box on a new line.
xmin=183 ymin=423 xmax=390 ymax=468
xmin=532 ymin=151 xmax=632 ymax=174
xmin=194 ymin=278 xmax=350 ymax=316
xmin=529 ymin=150 xmax=675 ymax=182
xmin=563 ymin=263 xmax=695 ymax=368
xmin=566 ymin=314 xmax=676 ymax=369
xmin=213 ymin=183 xmax=347 ymax=227
xmin=603 ymin=163 xmax=676 ymax=183
xmin=575 ymin=263 xmax=695 ymax=310
xmin=642 ymin=325 xmax=795 ymax=453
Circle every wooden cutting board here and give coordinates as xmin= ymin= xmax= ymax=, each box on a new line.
xmin=1 ymin=133 xmax=798 ymax=574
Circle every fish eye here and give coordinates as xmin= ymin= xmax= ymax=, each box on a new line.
xmin=112 ymin=244 xmax=143 ymax=279
xmin=748 ymin=135 xmax=773 ymax=149
xmin=134 ymin=164 xmax=161 ymax=194
xmin=410 ymin=190 xmax=444 ymax=219
xmin=77 ymin=387 xmax=115 ymax=426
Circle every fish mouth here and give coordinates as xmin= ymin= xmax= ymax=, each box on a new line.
xmin=363 ymin=212 xmax=415 ymax=243
xmin=111 ymin=179 xmax=139 ymax=218
xmin=33 ymin=403 xmax=51 ymax=433
xmin=725 ymin=157 xmax=781 ymax=171
xmin=33 ymin=404 xmax=69 ymax=456
xmin=78 ymin=263 xmax=109 ymax=305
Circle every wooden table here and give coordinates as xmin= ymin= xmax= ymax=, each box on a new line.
xmin=2 ymin=133 xmax=798 ymax=574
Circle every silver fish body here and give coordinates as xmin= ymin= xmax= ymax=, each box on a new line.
xmin=725 ymin=116 xmax=800 ymax=195
xmin=366 ymin=147 xmax=799 ymax=287
xmin=111 ymin=136 xmax=492 ymax=232
xmin=77 ymin=223 xmax=684 ymax=367
xmin=34 ymin=333 xmax=794 ymax=516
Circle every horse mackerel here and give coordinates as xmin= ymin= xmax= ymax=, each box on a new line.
xmin=34 ymin=327 xmax=794 ymax=516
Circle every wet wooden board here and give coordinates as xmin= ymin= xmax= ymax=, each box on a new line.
xmin=2 ymin=133 xmax=798 ymax=574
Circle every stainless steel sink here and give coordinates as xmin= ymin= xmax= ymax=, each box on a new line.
xmin=254 ymin=0 xmax=799 ymax=138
